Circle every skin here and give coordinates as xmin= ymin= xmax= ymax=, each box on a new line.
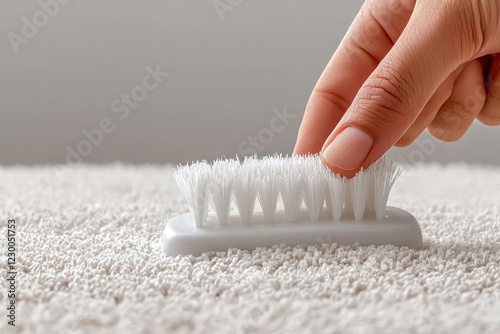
xmin=294 ymin=0 xmax=500 ymax=177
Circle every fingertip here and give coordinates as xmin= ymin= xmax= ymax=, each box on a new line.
xmin=319 ymin=126 xmax=376 ymax=178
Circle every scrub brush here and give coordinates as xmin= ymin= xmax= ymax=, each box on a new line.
xmin=160 ymin=154 xmax=422 ymax=255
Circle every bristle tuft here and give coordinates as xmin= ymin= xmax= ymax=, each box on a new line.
xmin=233 ymin=157 xmax=258 ymax=224
xmin=302 ymin=158 xmax=326 ymax=221
xmin=350 ymin=169 xmax=368 ymax=220
xmin=208 ymin=159 xmax=237 ymax=225
xmin=326 ymin=172 xmax=346 ymax=221
xmin=173 ymin=161 xmax=211 ymax=227
xmin=372 ymin=157 xmax=402 ymax=220
xmin=256 ymin=156 xmax=281 ymax=223
xmin=280 ymin=159 xmax=303 ymax=223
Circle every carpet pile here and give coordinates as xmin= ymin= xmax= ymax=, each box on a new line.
xmin=0 ymin=163 xmax=499 ymax=333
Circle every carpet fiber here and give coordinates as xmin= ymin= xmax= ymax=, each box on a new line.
xmin=1 ymin=163 xmax=499 ymax=333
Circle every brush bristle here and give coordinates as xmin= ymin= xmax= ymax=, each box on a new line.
xmin=173 ymin=155 xmax=402 ymax=227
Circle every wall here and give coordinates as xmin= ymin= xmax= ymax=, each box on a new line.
xmin=1 ymin=0 xmax=498 ymax=165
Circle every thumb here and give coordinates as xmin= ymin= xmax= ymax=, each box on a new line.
xmin=321 ymin=1 xmax=472 ymax=177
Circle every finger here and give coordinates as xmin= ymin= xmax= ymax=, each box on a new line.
xmin=293 ymin=0 xmax=415 ymax=155
xmin=478 ymin=54 xmax=500 ymax=125
xmin=395 ymin=68 xmax=458 ymax=146
xmin=321 ymin=1 xmax=470 ymax=177
xmin=428 ymin=59 xmax=486 ymax=141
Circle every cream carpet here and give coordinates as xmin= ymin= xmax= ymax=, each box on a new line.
xmin=1 ymin=163 xmax=499 ymax=333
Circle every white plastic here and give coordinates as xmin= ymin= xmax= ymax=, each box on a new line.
xmin=160 ymin=206 xmax=423 ymax=256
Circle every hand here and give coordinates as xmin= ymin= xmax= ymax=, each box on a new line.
xmin=294 ymin=0 xmax=500 ymax=177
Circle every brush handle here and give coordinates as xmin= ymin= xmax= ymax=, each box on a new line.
xmin=160 ymin=206 xmax=423 ymax=256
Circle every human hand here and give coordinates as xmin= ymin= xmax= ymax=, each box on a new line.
xmin=294 ymin=0 xmax=500 ymax=177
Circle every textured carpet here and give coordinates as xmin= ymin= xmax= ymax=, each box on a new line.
xmin=1 ymin=163 xmax=499 ymax=334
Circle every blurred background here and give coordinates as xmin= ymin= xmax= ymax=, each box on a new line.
xmin=1 ymin=0 xmax=499 ymax=166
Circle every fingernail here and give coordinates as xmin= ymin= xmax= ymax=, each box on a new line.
xmin=322 ymin=127 xmax=374 ymax=170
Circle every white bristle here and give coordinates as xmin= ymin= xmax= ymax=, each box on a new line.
xmin=280 ymin=169 xmax=303 ymax=223
xmin=350 ymin=169 xmax=368 ymax=220
xmin=324 ymin=186 xmax=332 ymax=214
xmin=364 ymin=167 xmax=375 ymax=215
xmin=257 ymin=157 xmax=280 ymax=223
xmin=372 ymin=157 xmax=402 ymax=220
xmin=208 ymin=159 xmax=237 ymax=225
xmin=173 ymin=161 xmax=211 ymax=227
xmin=233 ymin=157 xmax=258 ymax=224
xmin=326 ymin=172 xmax=346 ymax=221
xmin=302 ymin=167 xmax=326 ymax=222
xmin=173 ymin=154 xmax=402 ymax=227
xmin=343 ymin=181 xmax=353 ymax=218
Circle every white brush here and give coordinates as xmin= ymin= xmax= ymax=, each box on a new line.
xmin=162 ymin=155 xmax=422 ymax=255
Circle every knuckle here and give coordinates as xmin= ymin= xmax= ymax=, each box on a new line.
xmin=427 ymin=125 xmax=462 ymax=142
xmin=430 ymin=0 xmax=485 ymax=58
xmin=437 ymin=108 xmax=465 ymax=131
xmin=355 ymin=68 xmax=417 ymax=130
xmin=313 ymin=88 xmax=352 ymax=112
xmin=457 ymin=2 xmax=484 ymax=56
xmin=353 ymin=16 xmax=384 ymax=52
xmin=474 ymin=0 xmax=500 ymax=48
xmin=354 ymin=98 xmax=408 ymax=131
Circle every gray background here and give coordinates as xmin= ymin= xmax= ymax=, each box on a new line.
xmin=1 ymin=0 xmax=499 ymax=166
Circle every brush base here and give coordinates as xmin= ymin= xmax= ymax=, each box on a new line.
xmin=160 ymin=206 xmax=423 ymax=256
